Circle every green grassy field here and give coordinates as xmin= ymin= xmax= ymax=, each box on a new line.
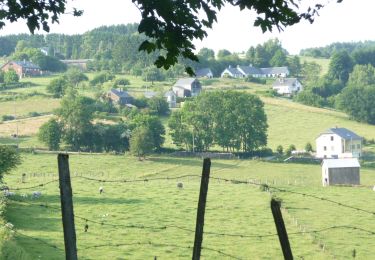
xmin=2 ymin=153 xmax=375 ymax=259
xmin=299 ymin=56 xmax=330 ymax=76
xmin=263 ymin=97 xmax=375 ymax=150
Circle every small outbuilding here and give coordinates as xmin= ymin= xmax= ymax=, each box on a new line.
xmin=321 ymin=158 xmax=360 ymax=186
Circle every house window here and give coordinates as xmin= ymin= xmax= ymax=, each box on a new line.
xmin=330 ymin=136 xmax=334 ymax=141
xmin=323 ymin=146 xmax=327 ymax=151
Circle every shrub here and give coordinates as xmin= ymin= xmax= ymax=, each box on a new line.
xmin=285 ymin=144 xmax=296 ymax=156
xmin=1 ymin=115 xmax=15 ymax=121
xmin=276 ymin=145 xmax=283 ymax=155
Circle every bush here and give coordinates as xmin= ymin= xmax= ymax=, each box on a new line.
xmin=90 ymin=71 xmax=115 ymax=86
xmin=305 ymin=142 xmax=313 ymax=152
xmin=285 ymin=144 xmax=296 ymax=156
xmin=28 ymin=112 xmax=41 ymax=117
xmin=276 ymin=145 xmax=283 ymax=155
xmin=1 ymin=115 xmax=15 ymax=121
xmin=294 ymin=90 xmax=326 ymax=107
xmin=245 ymin=75 xmax=267 ymax=84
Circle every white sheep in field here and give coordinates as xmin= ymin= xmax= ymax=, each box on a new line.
xmin=4 ymin=191 xmax=15 ymax=197
xmin=32 ymin=191 xmax=42 ymax=199
xmin=177 ymin=182 xmax=184 ymax=189
xmin=373 ymin=185 xmax=375 ymax=191
xmin=99 ymin=187 xmax=104 ymax=194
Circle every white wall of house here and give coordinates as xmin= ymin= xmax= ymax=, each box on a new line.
xmin=273 ymin=80 xmax=303 ymax=96
xmin=316 ymin=134 xmax=362 ymax=158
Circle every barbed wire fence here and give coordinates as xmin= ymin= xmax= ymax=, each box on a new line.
xmin=3 ymin=155 xmax=375 ymax=259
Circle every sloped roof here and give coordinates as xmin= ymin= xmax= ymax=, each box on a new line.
xmin=110 ymin=89 xmax=131 ymax=98
xmin=195 ymin=68 xmax=212 ymax=77
xmin=174 ymin=78 xmax=197 ymax=86
xmin=273 ymin=78 xmax=299 ymax=86
xmin=238 ymin=65 xmax=262 ymax=75
xmin=164 ymin=90 xmax=176 ymax=97
xmin=260 ymin=66 xmax=289 ymax=75
xmin=322 ymin=158 xmax=360 ymax=168
xmin=13 ymin=61 xmax=40 ymax=69
xmin=223 ymin=67 xmax=243 ymax=76
xmin=321 ymin=128 xmax=362 ymax=141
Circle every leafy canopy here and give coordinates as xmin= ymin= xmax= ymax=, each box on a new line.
xmin=0 ymin=0 xmax=342 ymax=74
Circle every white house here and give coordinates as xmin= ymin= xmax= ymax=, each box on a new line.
xmin=221 ymin=66 xmax=244 ymax=78
xmin=260 ymin=67 xmax=289 ymax=78
xmin=172 ymin=78 xmax=202 ymax=97
xmin=195 ymin=68 xmax=213 ymax=78
xmin=164 ymin=90 xmax=177 ymax=108
xmin=316 ymin=127 xmax=362 ymax=159
xmin=221 ymin=65 xmax=289 ymax=78
xmin=272 ymin=78 xmax=303 ymax=96
xmin=321 ymin=158 xmax=360 ymax=186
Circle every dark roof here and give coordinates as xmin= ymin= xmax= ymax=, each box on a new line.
xmin=195 ymin=68 xmax=212 ymax=77
xmin=174 ymin=78 xmax=197 ymax=86
xmin=260 ymin=66 xmax=289 ymax=75
xmin=273 ymin=78 xmax=299 ymax=87
xmin=237 ymin=65 xmax=262 ymax=75
xmin=223 ymin=67 xmax=242 ymax=76
xmin=110 ymin=89 xmax=131 ymax=98
xmin=322 ymin=128 xmax=362 ymax=140
xmin=13 ymin=61 xmax=40 ymax=69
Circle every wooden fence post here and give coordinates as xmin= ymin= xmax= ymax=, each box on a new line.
xmin=270 ymin=198 xmax=293 ymax=260
xmin=58 ymin=154 xmax=78 ymax=260
xmin=192 ymin=158 xmax=211 ymax=260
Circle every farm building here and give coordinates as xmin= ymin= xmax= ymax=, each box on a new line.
xmin=272 ymin=78 xmax=303 ymax=96
xmin=316 ymin=127 xmax=362 ymax=159
xmin=107 ymin=89 xmax=133 ymax=106
xmin=164 ymin=90 xmax=177 ymax=108
xmin=1 ymin=60 xmax=41 ymax=78
xmin=195 ymin=68 xmax=213 ymax=78
xmin=221 ymin=66 xmax=244 ymax=78
xmin=321 ymin=158 xmax=360 ymax=186
xmin=221 ymin=65 xmax=289 ymax=78
xmin=61 ymin=59 xmax=93 ymax=70
xmin=172 ymin=78 xmax=202 ymax=97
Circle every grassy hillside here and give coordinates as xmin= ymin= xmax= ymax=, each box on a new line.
xmin=299 ymin=56 xmax=330 ymax=76
xmin=3 ymin=153 xmax=375 ymax=259
xmin=263 ymin=97 xmax=375 ymax=150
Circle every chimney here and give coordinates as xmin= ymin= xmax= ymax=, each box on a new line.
xmin=228 ymin=65 xmax=232 ymax=68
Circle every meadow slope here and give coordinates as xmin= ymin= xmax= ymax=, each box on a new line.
xmin=2 ymin=153 xmax=375 ymax=259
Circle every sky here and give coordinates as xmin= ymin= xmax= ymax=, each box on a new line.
xmin=0 ymin=0 xmax=374 ymax=55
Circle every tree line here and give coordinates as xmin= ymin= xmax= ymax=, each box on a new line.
xmin=294 ymin=50 xmax=375 ymax=125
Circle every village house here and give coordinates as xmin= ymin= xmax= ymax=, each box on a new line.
xmin=195 ymin=68 xmax=213 ymax=78
xmin=260 ymin=66 xmax=289 ymax=78
xmin=107 ymin=88 xmax=133 ymax=106
xmin=321 ymin=158 xmax=360 ymax=186
xmin=61 ymin=59 xmax=93 ymax=70
xmin=221 ymin=65 xmax=289 ymax=78
xmin=1 ymin=60 xmax=41 ymax=78
xmin=220 ymin=66 xmax=244 ymax=78
xmin=316 ymin=127 xmax=362 ymax=159
xmin=172 ymin=78 xmax=202 ymax=98
xmin=272 ymin=78 xmax=303 ymax=96
xmin=164 ymin=90 xmax=177 ymax=108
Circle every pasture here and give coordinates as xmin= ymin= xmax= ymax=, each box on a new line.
xmin=2 ymin=153 xmax=375 ymax=259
